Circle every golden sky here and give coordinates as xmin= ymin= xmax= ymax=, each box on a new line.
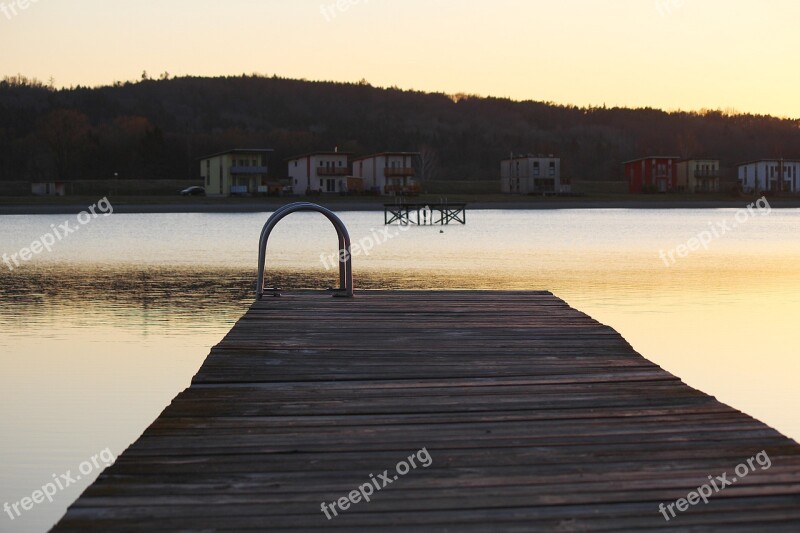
xmin=2 ymin=0 xmax=799 ymax=118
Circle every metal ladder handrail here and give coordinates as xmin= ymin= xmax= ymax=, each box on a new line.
xmin=257 ymin=202 xmax=353 ymax=299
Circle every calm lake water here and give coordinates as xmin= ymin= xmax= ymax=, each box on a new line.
xmin=1 ymin=208 xmax=799 ymax=532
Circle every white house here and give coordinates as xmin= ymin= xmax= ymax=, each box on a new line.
xmin=200 ymin=149 xmax=274 ymax=197
xmin=738 ymin=159 xmax=800 ymax=193
xmin=501 ymin=155 xmax=562 ymax=194
xmin=287 ymin=151 xmax=355 ymax=194
xmin=351 ymin=152 xmax=419 ymax=196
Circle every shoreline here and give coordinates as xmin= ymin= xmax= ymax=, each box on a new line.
xmin=2 ymin=197 xmax=799 ymax=215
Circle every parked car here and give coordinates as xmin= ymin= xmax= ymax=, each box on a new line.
xmin=180 ymin=186 xmax=206 ymax=196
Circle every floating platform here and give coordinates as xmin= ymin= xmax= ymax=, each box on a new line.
xmin=384 ymin=203 xmax=467 ymax=225
xmin=53 ymin=291 xmax=800 ymax=531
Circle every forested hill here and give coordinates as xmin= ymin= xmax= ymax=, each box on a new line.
xmin=1 ymin=74 xmax=799 ymax=183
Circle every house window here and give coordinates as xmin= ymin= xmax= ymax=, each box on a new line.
xmin=533 ymin=161 xmax=540 ymax=177
xmin=549 ymin=161 xmax=556 ymax=177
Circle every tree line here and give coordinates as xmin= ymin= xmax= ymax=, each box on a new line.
xmin=1 ymin=73 xmax=799 ymax=184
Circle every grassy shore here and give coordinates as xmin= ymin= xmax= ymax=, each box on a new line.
xmin=1 ymin=193 xmax=798 ymax=214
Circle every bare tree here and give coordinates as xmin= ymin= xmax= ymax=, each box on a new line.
xmin=416 ymin=144 xmax=439 ymax=192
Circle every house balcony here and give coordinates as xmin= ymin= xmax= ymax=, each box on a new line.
xmin=230 ymin=166 xmax=269 ymax=174
xmin=694 ymin=170 xmax=719 ymax=178
xmin=385 ymin=167 xmax=416 ymax=177
xmin=317 ymin=167 xmax=349 ymax=176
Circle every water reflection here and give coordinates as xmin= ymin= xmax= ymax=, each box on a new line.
xmin=0 ymin=266 xmax=256 ymax=533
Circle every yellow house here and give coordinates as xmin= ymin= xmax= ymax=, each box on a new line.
xmin=676 ymin=159 xmax=721 ymax=193
xmin=200 ymin=149 xmax=274 ymax=197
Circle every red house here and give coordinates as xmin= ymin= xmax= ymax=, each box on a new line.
xmin=624 ymin=156 xmax=680 ymax=193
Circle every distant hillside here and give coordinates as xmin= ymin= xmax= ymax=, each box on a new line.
xmin=1 ymin=74 xmax=799 ymax=184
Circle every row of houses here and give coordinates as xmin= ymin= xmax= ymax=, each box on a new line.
xmin=200 ymin=149 xmax=420 ymax=197
xmin=28 ymin=149 xmax=800 ymax=197
xmin=30 ymin=148 xmax=785 ymax=198
xmin=289 ymin=151 xmax=418 ymax=196
xmin=500 ymin=154 xmax=726 ymax=195
xmin=625 ymin=156 xmax=800 ymax=194
xmin=625 ymin=157 xmax=722 ymax=193
xmin=500 ymin=154 xmax=800 ymax=195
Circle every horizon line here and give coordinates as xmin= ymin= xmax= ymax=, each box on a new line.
xmin=4 ymin=71 xmax=800 ymax=122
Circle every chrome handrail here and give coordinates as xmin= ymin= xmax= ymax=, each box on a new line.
xmin=257 ymin=202 xmax=353 ymax=299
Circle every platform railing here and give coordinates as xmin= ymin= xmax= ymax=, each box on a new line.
xmin=257 ymin=202 xmax=353 ymax=299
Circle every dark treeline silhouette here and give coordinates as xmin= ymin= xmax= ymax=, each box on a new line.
xmin=1 ymin=73 xmax=799 ymax=184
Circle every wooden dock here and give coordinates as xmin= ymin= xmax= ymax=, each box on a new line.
xmin=54 ymin=291 xmax=800 ymax=531
xmin=384 ymin=203 xmax=466 ymax=225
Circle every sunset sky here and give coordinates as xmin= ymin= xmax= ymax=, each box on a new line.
xmin=2 ymin=0 xmax=799 ymax=117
